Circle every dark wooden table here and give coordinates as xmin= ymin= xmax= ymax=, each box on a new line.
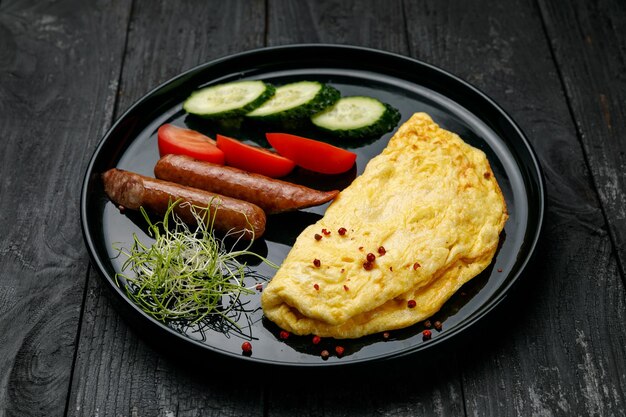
xmin=2 ymin=0 xmax=625 ymax=415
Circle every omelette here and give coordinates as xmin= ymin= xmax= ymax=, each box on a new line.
xmin=261 ymin=112 xmax=508 ymax=338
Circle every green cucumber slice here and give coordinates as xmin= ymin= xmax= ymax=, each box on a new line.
xmin=183 ymin=80 xmax=275 ymax=119
xmin=311 ymin=96 xmax=401 ymax=138
xmin=246 ymin=81 xmax=340 ymax=121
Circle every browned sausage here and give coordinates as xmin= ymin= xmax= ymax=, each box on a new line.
xmin=102 ymin=168 xmax=265 ymax=239
xmin=154 ymin=154 xmax=339 ymax=214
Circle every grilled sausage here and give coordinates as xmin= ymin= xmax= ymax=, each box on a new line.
xmin=102 ymin=168 xmax=265 ymax=239
xmin=154 ymin=154 xmax=339 ymax=214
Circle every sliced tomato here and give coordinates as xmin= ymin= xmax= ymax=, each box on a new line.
xmin=216 ymin=134 xmax=296 ymax=178
xmin=157 ymin=124 xmax=225 ymax=164
xmin=265 ymin=133 xmax=357 ymax=175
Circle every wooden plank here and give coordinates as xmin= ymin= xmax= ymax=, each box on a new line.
xmin=264 ymin=362 xmax=465 ymax=417
xmin=114 ymin=0 xmax=266 ymax=114
xmin=0 ymin=0 xmax=131 ymax=416
xmin=266 ymin=0 xmax=407 ymax=51
xmin=538 ymin=0 xmax=626 ymax=283
xmin=66 ymin=1 xmax=267 ymax=416
xmin=264 ymin=1 xmax=465 ymax=416
xmin=404 ymin=0 xmax=626 ymax=415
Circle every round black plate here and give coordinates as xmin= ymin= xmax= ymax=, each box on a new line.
xmin=81 ymin=44 xmax=544 ymax=368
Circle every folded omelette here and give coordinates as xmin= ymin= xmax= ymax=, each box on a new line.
xmin=261 ymin=113 xmax=508 ymax=338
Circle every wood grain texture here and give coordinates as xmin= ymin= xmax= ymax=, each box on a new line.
xmin=0 ymin=0 xmax=131 ymax=416
xmin=2 ymin=0 xmax=617 ymax=416
xmin=538 ymin=0 xmax=626 ymax=282
xmin=265 ymin=360 xmax=465 ymax=417
xmin=266 ymin=0 xmax=408 ymax=52
xmin=68 ymin=269 xmax=264 ymax=417
xmin=115 ymin=0 xmax=266 ymax=115
xmin=66 ymin=1 xmax=267 ymax=416
xmin=404 ymin=0 xmax=626 ymax=415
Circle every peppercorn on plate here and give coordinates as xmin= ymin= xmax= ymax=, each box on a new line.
xmin=261 ymin=113 xmax=508 ymax=338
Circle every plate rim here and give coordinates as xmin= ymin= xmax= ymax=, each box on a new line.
xmin=80 ymin=43 xmax=546 ymax=368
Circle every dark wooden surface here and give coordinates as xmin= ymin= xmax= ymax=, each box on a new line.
xmin=1 ymin=0 xmax=624 ymax=416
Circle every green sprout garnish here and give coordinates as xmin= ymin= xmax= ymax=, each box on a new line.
xmin=114 ymin=200 xmax=276 ymax=325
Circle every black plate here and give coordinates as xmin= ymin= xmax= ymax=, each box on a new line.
xmin=81 ymin=44 xmax=545 ymax=368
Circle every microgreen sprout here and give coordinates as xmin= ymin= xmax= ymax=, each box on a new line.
xmin=114 ymin=200 xmax=276 ymax=325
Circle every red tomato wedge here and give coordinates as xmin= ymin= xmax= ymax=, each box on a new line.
xmin=266 ymin=133 xmax=357 ymax=175
xmin=216 ymin=134 xmax=296 ymax=178
xmin=157 ymin=124 xmax=225 ymax=164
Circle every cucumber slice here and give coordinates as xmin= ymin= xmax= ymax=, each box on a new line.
xmin=311 ymin=96 xmax=401 ymax=138
xmin=183 ymin=80 xmax=275 ymax=119
xmin=247 ymin=81 xmax=340 ymax=121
